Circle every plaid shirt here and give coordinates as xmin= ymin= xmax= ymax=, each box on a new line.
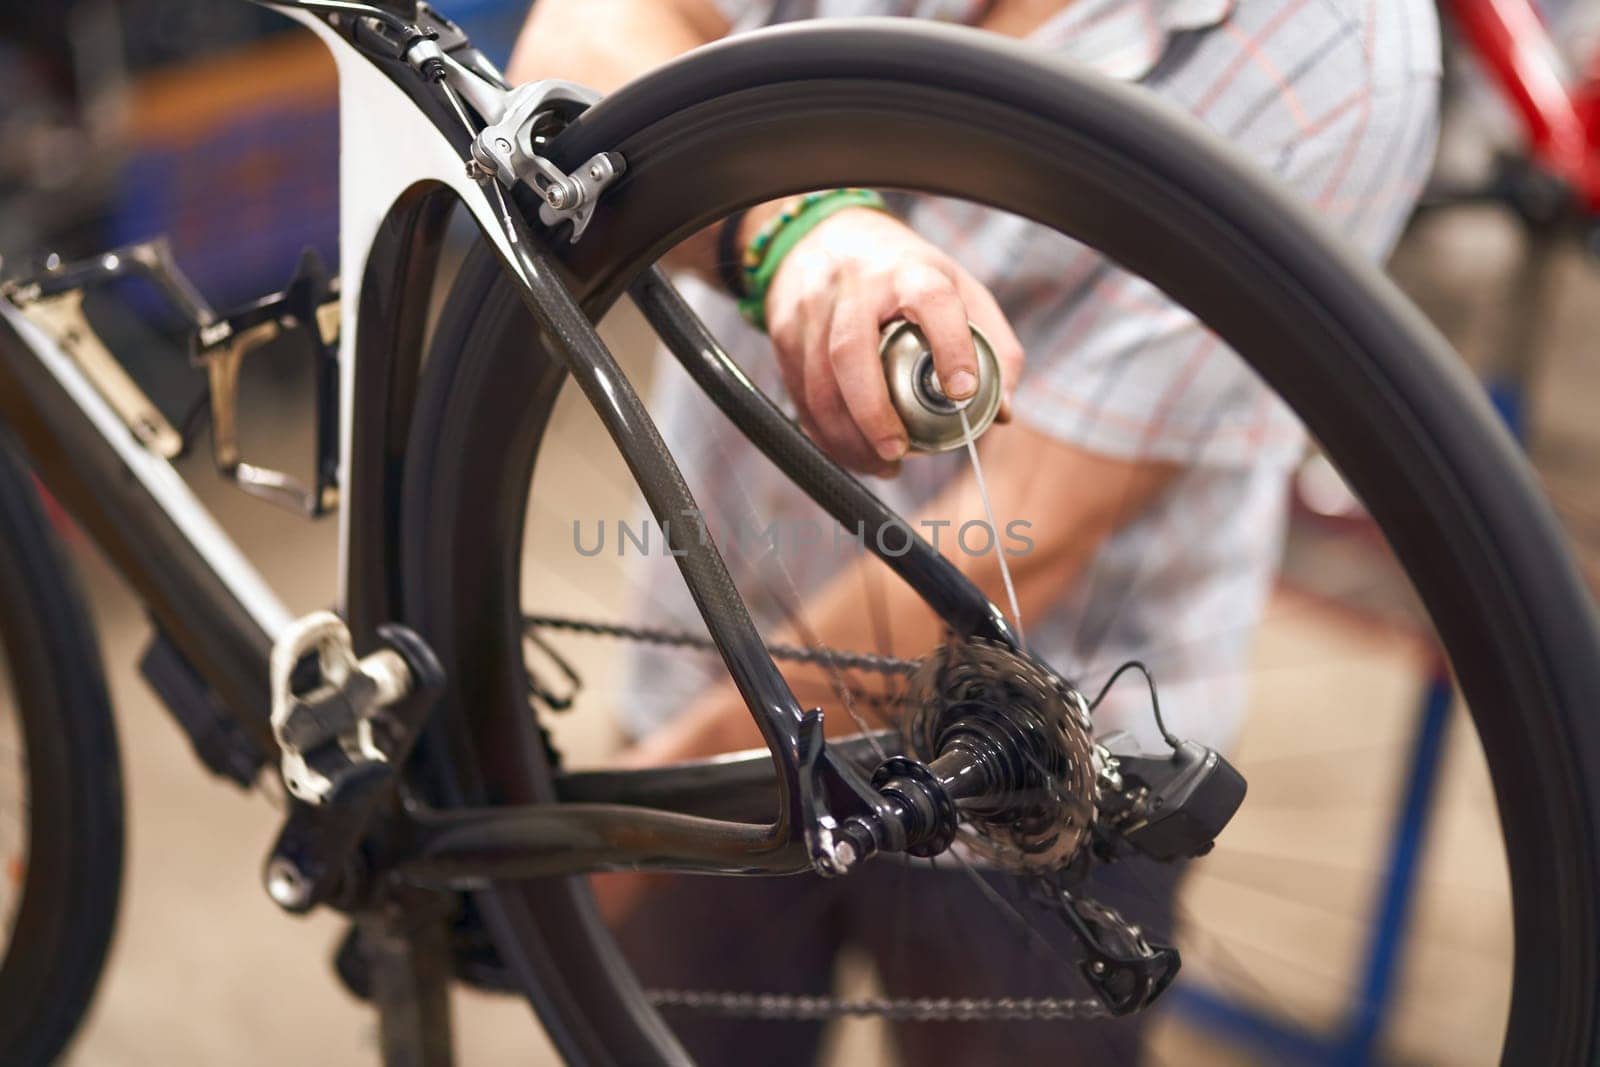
xmin=611 ymin=0 xmax=1441 ymax=748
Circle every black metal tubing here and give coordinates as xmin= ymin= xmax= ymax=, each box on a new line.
xmin=384 ymin=730 xmax=893 ymax=884
xmin=0 ymin=319 xmax=276 ymax=751
xmin=398 ymin=804 xmax=811 ymax=885
xmin=629 ymin=268 xmax=1017 ymax=647
xmin=552 ymin=730 xmax=895 ymax=823
xmin=463 ymin=195 xmax=814 ymax=846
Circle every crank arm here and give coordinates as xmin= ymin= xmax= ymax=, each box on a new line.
xmin=263 ymin=620 xmax=444 ymax=912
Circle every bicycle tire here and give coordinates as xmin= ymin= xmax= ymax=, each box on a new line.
xmin=402 ymin=21 xmax=1600 ymax=1065
xmin=0 ymin=428 xmax=124 ymax=1065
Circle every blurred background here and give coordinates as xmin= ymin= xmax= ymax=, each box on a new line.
xmin=2 ymin=1 xmax=1599 ymax=1064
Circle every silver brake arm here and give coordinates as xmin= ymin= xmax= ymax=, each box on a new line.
xmin=460 ymin=76 xmax=624 ymax=242
xmin=365 ymin=15 xmax=624 ymax=242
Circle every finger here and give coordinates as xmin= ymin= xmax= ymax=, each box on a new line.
xmin=954 ymin=273 xmax=1025 ymax=419
xmin=769 ymin=279 xmax=829 ymax=427
xmin=827 ymin=284 xmax=908 ymax=462
xmin=794 ymin=283 xmax=895 ymax=473
xmin=894 ymin=264 xmax=978 ymax=402
xmin=802 ymin=337 xmax=899 ymax=475
xmin=797 ymin=412 xmax=900 ymax=478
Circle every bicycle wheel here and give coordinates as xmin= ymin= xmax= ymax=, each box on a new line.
xmin=0 ymin=430 xmax=124 ymax=1064
xmin=402 ymin=21 xmax=1600 ymax=1065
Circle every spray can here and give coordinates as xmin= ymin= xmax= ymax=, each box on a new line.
xmin=879 ymin=319 xmax=1003 ymax=453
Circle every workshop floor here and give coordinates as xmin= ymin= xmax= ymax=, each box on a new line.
xmin=52 ymin=203 xmax=1600 ymax=1066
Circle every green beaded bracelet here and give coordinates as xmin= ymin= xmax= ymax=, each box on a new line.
xmin=737 ymin=188 xmax=888 ymax=330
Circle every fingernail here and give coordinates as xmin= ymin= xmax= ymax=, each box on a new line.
xmin=877 ymin=436 xmax=909 ymax=461
xmin=946 ymin=371 xmax=978 ymax=399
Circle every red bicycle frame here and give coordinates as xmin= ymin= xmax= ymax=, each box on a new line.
xmin=1442 ymin=0 xmax=1600 ymax=212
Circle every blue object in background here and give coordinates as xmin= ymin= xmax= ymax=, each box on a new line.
xmin=115 ymin=104 xmax=339 ymax=312
xmin=1169 ymin=668 xmax=1455 ymax=1066
xmin=1169 ymin=376 xmax=1531 ymax=1064
xmin=434 ymin=0 xmax=530 ymax=69
xmin=112 ymin=0 xmax=527 ymax=312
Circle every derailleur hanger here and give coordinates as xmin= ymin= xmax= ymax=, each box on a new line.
xmin=795 ymin=709 xmax=911 ymax=877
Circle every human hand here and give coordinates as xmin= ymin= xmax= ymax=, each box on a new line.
xmin=762 ymin=207 xmax=1025 ymax=476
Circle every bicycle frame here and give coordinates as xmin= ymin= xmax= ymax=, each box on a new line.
xmin=1442 ymin=0 xmax=1600 ymax=213
xmin=0 ymin=1 xmax=1019 ymax=898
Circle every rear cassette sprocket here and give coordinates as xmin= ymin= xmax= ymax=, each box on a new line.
xmin=902 ymin=639 xmax=1098 ymax=873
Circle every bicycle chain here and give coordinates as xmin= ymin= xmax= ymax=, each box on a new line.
xmin=646 ymin=989 xmax=1109 ymax=1023
xmin=523 ymin=614 xmax=920 ymax=676
xmin=525 ymin=615 xmax=1111 ymax=1023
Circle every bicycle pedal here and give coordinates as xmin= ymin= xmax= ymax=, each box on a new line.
xmin=263 ymin=616 xmax=444 ymax=914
